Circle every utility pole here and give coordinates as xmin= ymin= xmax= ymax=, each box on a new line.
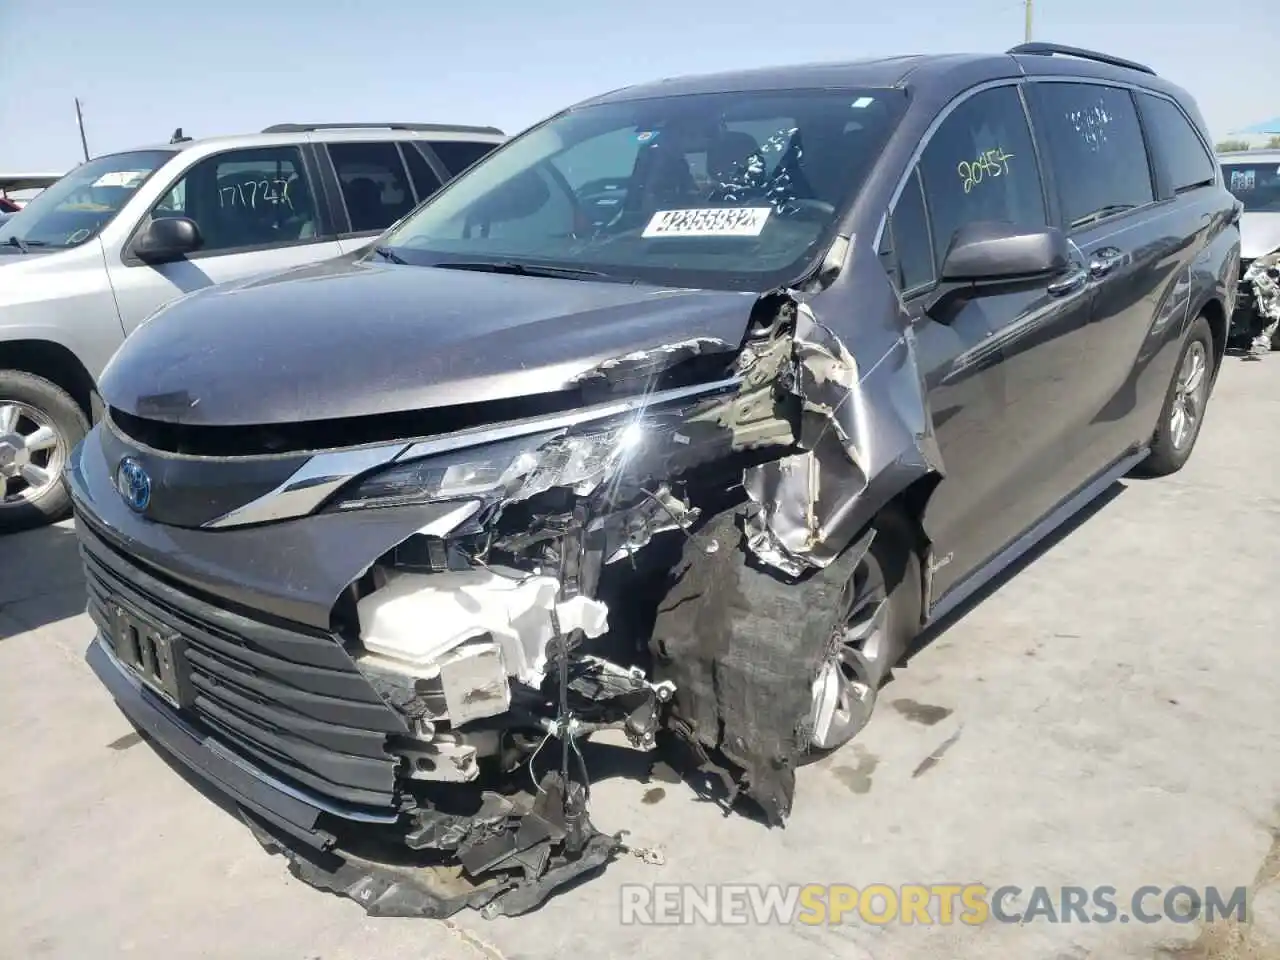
xmin=1024 ymin=0 xmax=1033 ymax=41
xmin=74 ymin=98 xmax=91 ymax=162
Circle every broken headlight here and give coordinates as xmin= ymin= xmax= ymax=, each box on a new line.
xmin=328 ymin=423 xmax=648 ymax=512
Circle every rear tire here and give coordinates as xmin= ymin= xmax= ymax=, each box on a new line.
xmin=0 ymin=370 xmax=88 ymax=534
xmin=1140 ymin=315 xmax=1214 ymax=478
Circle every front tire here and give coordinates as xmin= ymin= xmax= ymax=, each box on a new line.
xmin=1140 ymin=315 xmax=1214 ymax=478
xmin=0 ymin=371 xmax=88 ymax=534
xmin=805 ymin=511 xmax=922 ymax=755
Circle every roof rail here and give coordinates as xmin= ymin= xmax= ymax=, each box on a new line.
xmin=1007 ymin=42 xmax=1156 ymax=76
xmin=260 ymin=122 xmax=505 ymax=136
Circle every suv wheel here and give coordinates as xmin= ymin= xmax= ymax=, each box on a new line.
xmin=0 ymin=371 xmax=88 ymax=534
xmin=1140 ymin=315 xmax=1214 ymax=478
xmin=806 ymin=512 xmax=921 ymax=753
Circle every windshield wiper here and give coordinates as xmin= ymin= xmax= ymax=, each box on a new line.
xmin=372 ymin=245 xmax=407 ymax=264
xmin=1070 ymin=204 xmax=1136 ymax=229
xmin=430 ymin=260 xmax=615 ymax=282
xmin=4 ymin=235 xmax=31 ymax=253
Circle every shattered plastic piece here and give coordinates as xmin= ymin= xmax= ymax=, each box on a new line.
xmin=357 ymin=569 xmax=609 ymax=687
xmin=438 ymin=640 xmax=510 ymax=725
xmin=246 ymin=771 xmax=623 ymax=920
xmin=396 ymin=731 xmax=500 ymax=783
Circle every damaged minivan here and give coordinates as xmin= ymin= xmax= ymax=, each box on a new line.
xmin=71 ymin=43 xmax=1239 ymax=917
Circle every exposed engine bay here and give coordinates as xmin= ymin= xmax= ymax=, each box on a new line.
xmin=240 ymin=289 xmax=937 ymax=918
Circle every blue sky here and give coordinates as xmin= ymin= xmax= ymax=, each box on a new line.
xmin=1 ymin=0 xmax=1275 ymax=172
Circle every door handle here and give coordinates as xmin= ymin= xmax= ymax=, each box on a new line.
xmin=1047 ymin=264 xmax=1088 ymax=296
xmin=1089 ymin=246 xmax=1126 ymax=278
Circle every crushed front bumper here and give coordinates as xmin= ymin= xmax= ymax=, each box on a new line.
xmin=70 ymin=431 xmax=628 ymax=918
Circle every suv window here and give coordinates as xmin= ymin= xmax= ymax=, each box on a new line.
xmin=380 ymin=88 xmax=906 ymax=291
xmin=0 ymin=150 xmax=174 ymax=251
xmin=918 ymin=85 xmax=1046 ymax=267
xmin=1028 ymin=82 xmax=1154 ymax=228
xmin=328 ymin=141 xmax=416 ymax=233
xmin=150 ymin=146 xmax=317 ymax=254
xmin=888 ymin=168 xmax=935 ymax=292
xmin=1138 ymin=93 xmax=1216 ymax=193
xmin=401 ymin=143 xmax=444 ymax=202
xmin=430 ymin=140 xmax=499 ymax=177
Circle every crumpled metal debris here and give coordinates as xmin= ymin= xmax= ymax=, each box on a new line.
xmin=742 ymin=300 xmax=941 ymax=576
xmin=1245 ymin=252 xmax=1280 ymax=351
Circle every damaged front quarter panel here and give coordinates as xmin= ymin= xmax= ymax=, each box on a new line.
xmin=170 ymin=279 xmax=942 ymax=917
xmin=649 ymin=279 xmax=945 ymax=825
xmin=742 ymin=299 xmax=942 ymax=576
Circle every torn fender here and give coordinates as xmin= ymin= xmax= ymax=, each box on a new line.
xmin=743 ymin=301 xmax=943 ymax=576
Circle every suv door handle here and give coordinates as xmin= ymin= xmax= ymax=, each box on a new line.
xmin=1047 ymin=264 xmax=1088 ymax=296
xmin=1089 ymin=247 xmax=1126 ymax=278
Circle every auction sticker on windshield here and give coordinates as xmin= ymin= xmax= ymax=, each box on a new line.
xmin=643 ymin=207 xmax=771 ymax=238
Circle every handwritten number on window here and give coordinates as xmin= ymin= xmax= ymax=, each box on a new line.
xmin=957 ymin=148 xmax=1015 ymax=194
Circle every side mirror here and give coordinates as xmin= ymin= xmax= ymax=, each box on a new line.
xmin=133 ymin=216 xmax=202 ymax=263
xmin=940 ymin=221 xmax=1069 ymax=284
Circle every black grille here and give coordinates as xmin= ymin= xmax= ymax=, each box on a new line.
xmin=76 ymin=510 xmax=405 ymax=812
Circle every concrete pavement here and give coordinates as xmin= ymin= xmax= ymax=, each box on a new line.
xmin=2 ymin=355 xmax=1278 ymax=960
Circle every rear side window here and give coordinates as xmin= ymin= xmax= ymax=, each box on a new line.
xmin=327 ymin=141 xmax=416 ymax=233
xmin=918 ymin=85 xmax=1046 ymax=267
xmin=889 ymin=168 xmax=935 ymax=291
xmin=1028 ymin=83 xmax=1154 ymax=228
xmin=430 ymin=140 xmax=498 ymax=177
xmin=1137 ymin=93 xmax=1216 ymax=193
xmin=401 ymin=143 xmax=444 ymax=201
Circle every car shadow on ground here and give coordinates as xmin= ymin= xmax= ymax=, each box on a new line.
xmin=0 ymin=520 xmax=86 ymax=639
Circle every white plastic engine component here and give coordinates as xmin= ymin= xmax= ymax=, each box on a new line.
xmin=356 ymin=568 xmax=610 ymax=687
xmin=438 ymin=639 xmax=510 ymax=725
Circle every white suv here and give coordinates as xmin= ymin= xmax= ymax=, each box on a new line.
xmin=0 ymin=121 xmax=505 ymax=532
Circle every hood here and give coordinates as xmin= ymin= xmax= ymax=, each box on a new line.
xmin=99 ymin=256 xmax=761 ymax=427
xmin=1241 ymin=212 xmax=1280 ymax=261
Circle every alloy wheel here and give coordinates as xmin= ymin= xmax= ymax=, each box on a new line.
xmin=0 ymin=401 xmax=65 ymax=507
xmin=808 ymin=560 xmax=890 ymax=750
xmin=1169 ymin=341 xmax=1208 ymax=451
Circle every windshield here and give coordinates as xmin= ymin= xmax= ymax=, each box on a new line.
xmin=0 ymin=150 xmax=174 ymax=251
xmin=380 ymin=88 xmax=905 ymax=290
xmin=1223 ymin=162 xmax=1280 ymax=213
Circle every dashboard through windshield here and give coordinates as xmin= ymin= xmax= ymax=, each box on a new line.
xmin=379 ymin=88 xmax=905 ymax=290
xmin=0 ymin=150 xmax=175 ymax=251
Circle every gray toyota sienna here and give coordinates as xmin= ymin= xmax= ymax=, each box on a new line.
xmin=69 ymin=43 xmax=1240 ymax=918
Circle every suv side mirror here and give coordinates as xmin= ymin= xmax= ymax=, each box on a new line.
xmin=925 ymin=221 xmax=1071 ymax=321
xmin=133 ymin=216 xmax=203 ymax=263
xmin=941 ymin=221 xmax=1069 ymax=283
